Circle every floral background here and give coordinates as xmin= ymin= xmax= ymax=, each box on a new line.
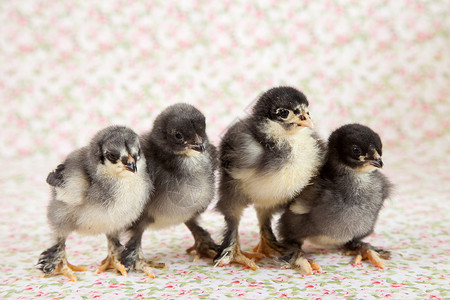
xmin=1 ymin=0 xmax=449 ymax=299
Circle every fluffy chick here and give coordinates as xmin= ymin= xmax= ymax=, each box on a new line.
xmin=120 ymin=103 xmax=218 ymax=278
xmin=37 ymin=125 xmax=151 ymax=281
xmin=214 ymin=86 xmax=325 ymax=270
xmin=277 ymin=123 xmax=393 ymax=274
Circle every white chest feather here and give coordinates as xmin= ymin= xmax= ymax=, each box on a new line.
xmin=232 ymin=121 xmax=322 ymax=208
xmin=76 ymin=159 xmax=150 ymax=235
xmin=54 ymin=170 xmax=89 ymax=206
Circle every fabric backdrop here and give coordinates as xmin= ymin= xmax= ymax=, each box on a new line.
xmin=1 ymin=0 xmax=449 ymax=299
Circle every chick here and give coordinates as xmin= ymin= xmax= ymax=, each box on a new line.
xmin=36 ymin=126 xmax=151 ymax=281
xmin=277 ymin=123 xmax=393 ymax=274
xmin=214 ymin=86 xmax=325 ymax=270
xmin=120 ymin=103 xmax=218 ymax=278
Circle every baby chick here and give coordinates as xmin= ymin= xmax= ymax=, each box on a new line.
xmin=277 ymin=123 xmax=393 ymax=274
xmin=120 ymin=103 xmax=218 ymax=278
xmin=214 ymin=86 xmax=325 ymax=270
xmin=37 ymin=125 xmax=151 ymax=281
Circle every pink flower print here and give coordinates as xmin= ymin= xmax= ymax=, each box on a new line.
xmin=390 ymin=282 xmax=407 ymax=288
xmin=247 ymin=281 xmax=264 ymax=288
xmin=278 ymin=291 xmax=293 ymax=298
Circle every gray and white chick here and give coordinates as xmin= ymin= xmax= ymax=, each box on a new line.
xmin=214 ymin=86 xmax=325 ymax=270
xmin=120 ymin=103 xmax=218 ymax=278
xmin=277 ymin=123 xmax=393 ymax=274
xmin=37 ymin=125 xmax=151 ymax=281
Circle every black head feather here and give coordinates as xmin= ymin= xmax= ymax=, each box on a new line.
xmin=151 ymin=103 xmax=207 ymax=154
xmin=89 ymin=125 xmax=141 ymax=164
xmin=328 ymin=123 xmax=383 ymax=169
xmin=252 ymin=86 xmax=309 ymax=121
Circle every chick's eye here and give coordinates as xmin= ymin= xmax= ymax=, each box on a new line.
xmin=174 ymin=132 xmax=183 ymax=140
xmin=105 ymin=152 xmax=119 ymax=162
xmin=352 ymin=146 xmax=361 ymax=155
xmin=278 ymin=109 xmax=289 ymax=119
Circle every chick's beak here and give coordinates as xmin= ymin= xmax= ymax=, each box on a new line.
xmin=295 ymin=113 xmax=314 ymax=128
xmin=189 ymin=143 xmax=206 ymax=153
xmin=125 ymin=161 xmax=137 ymax=173
xmin=369 ymin=158 xmax=384 ymax=168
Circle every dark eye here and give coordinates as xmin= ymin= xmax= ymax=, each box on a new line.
xmin=278 ymin=109 xmax=289 ymax=119
xmin=105 ymin=152 xmax=119 ymax=162
xmin=174 ymin=132 xmax=183 ymax=140
xmin=352 ymin=146 xmax=361 ymax=155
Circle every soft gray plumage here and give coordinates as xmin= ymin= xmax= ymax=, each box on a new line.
xmin=120 ymin=103 xmax=218 ymax=278
xmin=37 ymin=125 xmax=151 ymax=281
xmin=214 ymin=86 xmax=325 ymax=270
xmin=277 ymin=123 xmax=393 ymax=274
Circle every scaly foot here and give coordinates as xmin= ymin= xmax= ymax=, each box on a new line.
xmin=279 ymin=250 xmax=321 ymax=275
xmin=37 ymin=243 xmax=86 ymax=281
xmin=134 ymin=258 xmax=167 ymax=279
xmin=214 ymin=243 xmax=263 ymax=270
xmin=53 ymin=260 xmax=87 ymax=282
xmin=253 ymin=236 xmax=285 ymax=259
xmin=121 ymin=246 xmax=166 ymax=279
xmin=344 ymin=241 xmax=391 ymax=269
xmin=96 ymin=255 xmax=127 ymax=276
xmin=186 ymin=235 xmax=219 ymax=263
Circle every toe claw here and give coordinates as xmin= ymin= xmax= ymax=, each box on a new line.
xmin=367 ymin=249 xmax=384 ymax=269
xmin=143 ymin=267 xmax=155 ymax=279
xmin=308 ymin=260 xmax=322 ymax=272
xmin=354 ymin=254 xmax=363 ymax=265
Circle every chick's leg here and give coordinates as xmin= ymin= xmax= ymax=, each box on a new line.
xmin=279 ymin=241 xmax=321 ymax=275
xmin=253 ymin=208 xmax=286 ymax=258
xmin=185 ymin=216 xmax=219 ymax=262
xmin=96 ymin=235 xmax=127 ymax=276
xmin=214 ymin=215 xmax=262 ymax=270
xmin=37 ymin=237 xmax=86 ymax=281
xmin=121 ymin=228 xmax=166 ymax=279
xmin=343 ymin=239 xmax=391 ymax=269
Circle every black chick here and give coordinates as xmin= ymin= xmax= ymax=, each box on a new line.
xmin=120 ymin=103 xmax=218 ymax=278
xmin=214 ymin=86 xmax=325 ymax=270
xmin=277 ymin=123 xmax=393 ymax=274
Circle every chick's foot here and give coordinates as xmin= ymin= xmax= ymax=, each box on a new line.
xmin=54 ymin=260 xmax=86 ymax=282
xmin=37 ymin=243 xmax=86 ymax=281
xmin=186 ymin=234 xmax=219 ymax=262
xmin=253 ymin=236 xmax=285 ymax=259
xmin=214 ymin=243 xmax=263 ymax=270
xmin=279 ymin=250 xmax=321 ymax=275
xmin=344 ymin=241 xmax=391 ymax=269
xmin=133 ymin=257 xmax=166 ymax=279
xmin=96 ymin=255 xmax=127 ymax=276
xmin=121 ymin=247 xmax=166 ymax=279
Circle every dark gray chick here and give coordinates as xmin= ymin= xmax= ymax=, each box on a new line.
xmin=277 ymin=123 xmax=393 ymax=274
xmin=214 ymin=86 xmax=325 ymax=270
xmin=37 ymin=125 xmax=151 ymax=281
xmin=120 ymin=103 xmax=218 ymax=278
